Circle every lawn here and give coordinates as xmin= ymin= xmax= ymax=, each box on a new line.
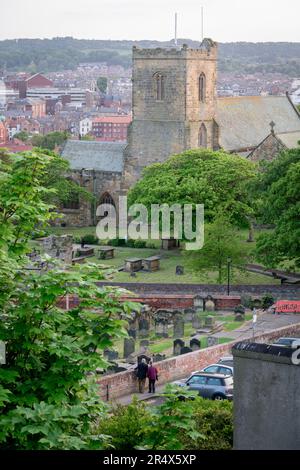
xmin=45 ymin=226 xmax=280 ymax=285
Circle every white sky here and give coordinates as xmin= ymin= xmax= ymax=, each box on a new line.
xmin=1 ymin=0 xmax=300 ymax=42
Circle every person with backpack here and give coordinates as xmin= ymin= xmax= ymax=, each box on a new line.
xmin=135 ymin=358 xmax=148 ymax=393
xmin=147 ymin=360 xmax=158 ymax=393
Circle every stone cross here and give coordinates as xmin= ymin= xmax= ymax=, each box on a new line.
xmin=270 ymin=121 xmax=275 ymax=135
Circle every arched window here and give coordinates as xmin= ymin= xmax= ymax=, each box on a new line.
xmin=153 ymin=73 xmax=165 ymax=101
xmin=199 ymin=73 xmax=206 ymax=102
xmin=198 ymin=123 xmax=207 ymax=148
xmin=100 ymin=192 xmax=115 ymax=207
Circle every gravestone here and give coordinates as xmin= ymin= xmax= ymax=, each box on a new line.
xmin=192 ymin=312 xmax=203 ymax=329
xmin=155 ymin=320 xmax=168 ymax=338
xmin=184 ymin=308 xmax=195 ymax=322
xmin=104 ymin=349 xmax=119 ymax=361
xmin=140 ymin=339 xmax=150 ymax=348
xmin=173 ymin=314 xmax=185 ymax=338
xmin=205 ymin=315 xmax=215 ymax=328
xmin=235 ymin=313 xmax=244 ymax=322
xmin=176 ymin=265 xmax=184 ymax=275
xmin=180 ymin=346 xmax=193 ymax=355
xmin=138 ymin=318 xmax=150 ymax=338
xmin=190 ymin=338 xmax=201 ymax=351
xmin=205 ymin=298 xmax=216 ymax=312
xmin=153 ymin=353 xmax=166 ymax=362
xmin=194 ymin=295 xmax=204 ymax=312
xmin=123 ymin=337 xmax=135 ymax=358
xmin=38 ymin=234 xmax=73 ymax=265
xmin=207 ymin=336 xmax=219 ymax=347
xmin=128 ymin=328 xmax=137 ymax=339
xmin=173 ymin=339 xmax=185 ymax=356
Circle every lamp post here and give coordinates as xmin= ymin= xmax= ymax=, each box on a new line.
xmin=227 ymin=258 xmax=232 ymax=296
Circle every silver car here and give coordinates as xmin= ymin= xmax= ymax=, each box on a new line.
xmin=173 ymin=372 xmax=234 ymax=401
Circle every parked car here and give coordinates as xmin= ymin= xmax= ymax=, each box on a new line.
xmin=192 ymin=363 xmax=234 ymax=376
xmin=218 ymin=355 xmax=233 ymax=367
xmin=272 ymin=337 xmax=300 ymax=348
xmin=173 ymin=372 xmax=234 ymax=401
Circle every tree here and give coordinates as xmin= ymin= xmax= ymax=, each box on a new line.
xmin=128 ymin=149 xmax=257 ymax=228
xmin=255 ymin=147 xmax=300 ymax=268
xmin=186 ymin=215 xmax=248 ymax=283
xmin=31 ymin=131 xmax=69 ymax=151
xmin=97 ymin=76 xmax=108 ymax=94
xmin=0 ymin=150 xmax=134 ymax=449
xmin=14 ymin=131 xmax=29 ymax=142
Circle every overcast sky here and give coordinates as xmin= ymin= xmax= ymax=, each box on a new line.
xmin=1 ymin=0 xmax=300 ymax=42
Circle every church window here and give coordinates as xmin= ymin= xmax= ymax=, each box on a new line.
xmin=198 ymin=123 xmax=207 ymax=148
xmin=199 ymin=73 xmax=206 ymax=102
xmin=154 ymin=73 xmax=165 ymax=101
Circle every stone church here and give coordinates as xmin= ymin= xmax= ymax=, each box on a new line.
xmin=60 ymin=38 xmax=300 ymax=227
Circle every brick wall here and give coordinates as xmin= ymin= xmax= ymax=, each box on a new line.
xmin=97 ymin=321 xmax=300 ymax=400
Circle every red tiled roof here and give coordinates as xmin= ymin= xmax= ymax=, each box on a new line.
xmin=92 ymin=115 xmax=132 ymax=124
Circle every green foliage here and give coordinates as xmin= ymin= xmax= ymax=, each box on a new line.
xmin=261 ymin=294 xmax=275 ymax=310
xmin=97 ymin=76 xmax=108 ymax=94
xmin=14 ymin=131 xmax=30 ymax=142
xmin=97 ymin=397 xmax=151 ymax=450
xmin=96 ymin=387 xmax=233 ymax=450
xmin=77 ymin=234 xmax=99 ymax=245
xmin=128 ymin=149 xmax=257 ymax=228
xmin=31 ymin=131 xmax=69 ymax=151
xmin=255 ymin=148 xmax=300 ymax=268
xmin=0 ymin=149 xmax=135 ymax=449
xmin=187 ymin=215 xmax=248 ymax=283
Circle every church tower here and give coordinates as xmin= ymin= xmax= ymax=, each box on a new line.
xmin=122 ymin=38 xmax=218 ymax=190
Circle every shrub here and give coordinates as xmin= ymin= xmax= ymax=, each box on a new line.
xmin=133 ymin=240 xmax=147 ymax=249
xmin=75 ymin=234 xmax=99 ymax=245
xmin=261 ymin=294 xmax=275 ymax=310
xmin=110 ymin=238 xmax=127 ymax=247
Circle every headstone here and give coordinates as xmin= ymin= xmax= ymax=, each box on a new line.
xmin=140 ymin=339 xmax=150 ymax=348
xmin=173 ymin=339 xmax=185 ymax=356
xmin=184 ymin=308 xmax=195 ymax=322
xmin=123 ymin=337 xmax=135 ymax=358
xmin=138 ymin=318 xmax=150 ymax=338
xmin=104 ymin=349 xmax=119 ymax=361
xmin=235 ymin=313 xmax=244 ymax=322
xmin=176 ymin=265 xmax=184 ymax=275
xmin=180 ymin=346 xmax=193 ymax=355
xmin=194 ymin=295 xmax=204 ymax=312
xmin=155 ymin=320 xmax=168 ymax=338
xmin=205 ymin=315 xmax=215 ymax=328
xmin=192 ymin=312 xmax=203 ymax=329
xmin=153 ymin=353 xmax=166 ymax=362
xmin=190 ymin=338 xmax=201 ymax=351
xmin=207 ymin=336 xmax=219 ymax=347
xmin=205 ymin=298 xmax=216 ymax=312
xmin=128 ymin=328 xmax=137 ymax=339
xmin=173 ymin=314 xmax=185 ymax=338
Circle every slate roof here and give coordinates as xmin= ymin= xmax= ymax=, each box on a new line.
xmin=216 ymin=95 xmax=300 ymax=152
xmin=61 ymin=140 xmax=125 ymax=172
xmin=276 ymin=131 xmax=300 ymax=149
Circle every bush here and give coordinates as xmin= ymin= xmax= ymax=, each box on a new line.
xmin=234 ymin=304 xmax=246 ymax=315
xmin=133 ymin=240 xmax=147 ymax=249
xmin=262 ymin=294 xmax=275 ymax=310
xmin=75 ymin=234 xmax=99 ymax=245
xmin=110 ymin=238 xmax=127 ymax=247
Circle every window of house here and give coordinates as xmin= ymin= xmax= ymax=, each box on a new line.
xmin=198 ymin=123 xmax=207 ymax=148
xmin=154 ymin=73 xmax=165 ymax=101
xmin=199 ymin=73 xmax=206 ymax=102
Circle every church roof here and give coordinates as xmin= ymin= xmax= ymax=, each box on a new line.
xmin=216 ymin=95 xmax=300 ymax=152
xmin=276 ymin=131 xmax=300 ymax=149
xmin=61 ymin=140 xmax=125 ymax=173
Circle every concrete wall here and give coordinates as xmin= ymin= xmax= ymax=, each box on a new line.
xmin=97 ymin=321 xmax=300 ymax=401
xmin=233 ymin=341 xmax=300 ymax=450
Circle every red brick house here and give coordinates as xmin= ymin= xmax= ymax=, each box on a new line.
xmin=91 ymin=115 xmax=131 ymax=141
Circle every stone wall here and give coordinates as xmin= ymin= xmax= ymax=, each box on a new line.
xmin=97 ymin=321 xmax=300 ymax=400
xmin=233 ymin=341 xmax=300 ymax=449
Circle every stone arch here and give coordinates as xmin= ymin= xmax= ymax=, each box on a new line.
xmin=198 ymin=123 xmax=207 ymax=148
xmin=99 ymin=191 xmax=116 ymax=207
xmin=199 ymin=73 xmax=206 ymax=102
xmin=153 ymin=72 xmax=165 ymax=101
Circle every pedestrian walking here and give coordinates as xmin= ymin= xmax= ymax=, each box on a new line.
xmin=147 ymin=360 xmax=158 ymax=393
xmin=135 ymin=358 xmax=148 ymax=393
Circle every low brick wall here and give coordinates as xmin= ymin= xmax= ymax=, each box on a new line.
xmin=97 ymin=321 xmax=300 ymax=401
xmin=120 ymin=294 xmax=241 ymax=310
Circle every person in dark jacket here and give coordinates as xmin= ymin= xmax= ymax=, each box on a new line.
xmin=147 ymin=361 xmax=158 ymax=393
xmin=135 ymin=358 xmax=148 ymax=393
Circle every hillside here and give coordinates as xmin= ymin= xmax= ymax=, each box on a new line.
xmin=0 ymin=37 xmax=300 ymax=75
